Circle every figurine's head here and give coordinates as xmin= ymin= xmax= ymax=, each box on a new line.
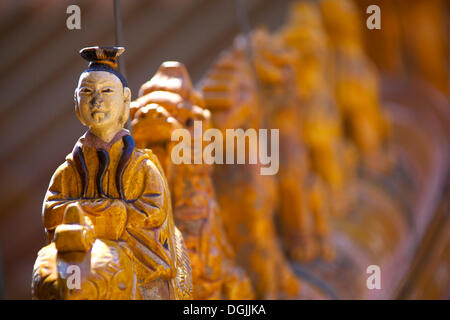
xmin=74 ymin=47 xmax=131 ymax=134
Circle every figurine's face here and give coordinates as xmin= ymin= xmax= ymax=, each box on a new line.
xmin=75 ymin=71 xmax=131 ymax=131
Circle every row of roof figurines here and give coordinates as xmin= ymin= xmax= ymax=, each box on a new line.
xmin=32 ymin=0 xmax=449 ymax=300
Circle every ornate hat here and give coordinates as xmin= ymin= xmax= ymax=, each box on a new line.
xmin=79 ymin=46 xmax=128 ymax=87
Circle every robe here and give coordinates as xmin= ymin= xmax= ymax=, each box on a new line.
xmin=33 ymin=129 xmax=192 ymax=300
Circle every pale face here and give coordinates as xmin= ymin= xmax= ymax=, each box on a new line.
xmin=75 ymin=71 xmax=130 ymax=132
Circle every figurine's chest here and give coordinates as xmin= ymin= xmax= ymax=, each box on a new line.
xmin=81 ymin=145 xmax=124 ymax=199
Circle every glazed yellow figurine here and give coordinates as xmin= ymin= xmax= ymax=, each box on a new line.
xmin=131 ymin=61 xmax=254 ymax=300
xmin=200 ymin=44 xmax=327 ymax=299
xmin=249 ymin=28 xmax=335 ymax=262
xmin=32 ymin=47 xmax=192 ymax=300
xmin=278 ymin=1 xmax=359 ymax=219
xmin=355 ymin=0 xmax=448 ymax=94
xmin=275 ymin=1 xmax=413 ymax=298
xmin=320 ymin=0 xmax=392 ymax=173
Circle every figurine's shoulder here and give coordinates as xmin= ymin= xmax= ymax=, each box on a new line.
xmin=49 ymin=152 xmax=78 ymax=177
xmin=52 ymin=137 xmax=88 ymax=175
xmin=133 ymin=147 xmax=166 ymax=177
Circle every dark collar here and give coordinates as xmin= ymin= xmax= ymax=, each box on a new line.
xmin=81 ymin=129 xmax=130 ymax=151
xmin=72 ymin=129 xmax=135 ymax=199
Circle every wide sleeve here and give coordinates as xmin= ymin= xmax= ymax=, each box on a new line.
xmin=42 ymin=159 xmax=82 ymax=242
xmin=121 ymin=154 xmax=176 ymax=280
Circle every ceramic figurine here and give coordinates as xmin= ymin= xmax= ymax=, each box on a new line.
xmin=278 ymin=2 xmax=359 ymax=218
xmin=249 ymin=28 xmax=335 ymax=262
xmin=200 ymin=43 xmax=328 ymax=299
xmin=320 ymin=0 xmax=392 ymax=174
xmin=131 ymin=61 xmax=254 ymax=299
xmin=32 ymin=47 xmax=192 ymax=300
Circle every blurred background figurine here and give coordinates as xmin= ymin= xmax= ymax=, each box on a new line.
xmin=199 ymin=41 xmax=331 ymax=299
xmin=319 ymin=0 xmax=392 ymax=174
xmin=131 ymin=61 xmax=255 ymax=300
xmin=279 ymin=2 xmax=359 ymax=220
xmin=249 ymin=27 xmax=335 ymax=263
